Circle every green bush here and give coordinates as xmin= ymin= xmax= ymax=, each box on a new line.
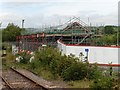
xmin=18 ymin=52 xmax=31 ymax=64
xmin=87 ymin=64 xmax=102 ymax=80
xmin=35 ymin=47 xmax=61 ymax=66
xmin=34 ymin=47 xmax=82 ymax=80
xmin=32 ymin=46 xmax=114 ymax=89
xmin=29 ymin=59 xmax=41 ymax=70
xmin=49 ymin=58 xmax=59 ymax=75
xmin=89 ymin=65 xmax=114 ymax=89
xmin=90 ymin=77 xmax=113 ymax=89
xmin=34 ymin=47 xmax=104 ymax=81
xmin=61 ymin=62 xmax=87 ymax=81
xmin=49 ymin=54 xmax=76 ymax=76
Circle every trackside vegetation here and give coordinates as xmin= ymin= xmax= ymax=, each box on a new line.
xmin=4 ymin=46 xmax=118 ymax=89
xmin=2 ymin=44 xmax=120 ymax=89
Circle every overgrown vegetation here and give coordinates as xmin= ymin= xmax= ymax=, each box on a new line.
xmin=90 ymin=76 xmax=113 ymax=89
xmin=3 ymin=45 xmax=120 ymax=89
xmin=32 ymin=47 xmax=89 ymax=81
xmin=13 ymin=46 xmax=117 ymax=89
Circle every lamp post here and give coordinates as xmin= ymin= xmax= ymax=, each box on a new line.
xmin=22 ymin=19 xmax=24 ymax=29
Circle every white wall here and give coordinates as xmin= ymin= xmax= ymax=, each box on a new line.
xmin=57 ymin=41 xmax=119 ymax=64
xmin=57 ymin=41 xmax=66 ymax=55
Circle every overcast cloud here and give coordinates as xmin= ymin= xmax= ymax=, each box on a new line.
xmin=0 ymin=0 xmax=119 ymax=28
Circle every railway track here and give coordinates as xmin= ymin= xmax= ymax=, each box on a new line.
xmin=2 ymin=67 xmax=48 ymax=90
xmin=1 ymin=76 xmax=12 ymax=90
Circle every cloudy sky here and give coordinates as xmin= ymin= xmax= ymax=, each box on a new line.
xmin=0 ymin=0 xmax=119 ymax=28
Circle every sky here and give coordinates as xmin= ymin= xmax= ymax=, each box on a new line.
xmin=0 ymin=0 xmax=119 ymax=28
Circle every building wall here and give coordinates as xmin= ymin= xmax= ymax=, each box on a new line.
xmin=57 ymin=40 xmax=119 ymax=65
xmin=57 ymin=40 xmax=66 ymax=55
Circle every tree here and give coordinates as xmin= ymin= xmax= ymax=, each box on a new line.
xmin=2 ymin=23 xmax=24 ymax=42
xmin=104 ymin=26 xmax=115 ymax=35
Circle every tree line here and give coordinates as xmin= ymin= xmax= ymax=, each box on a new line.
xmin=2 ymin=23 xmax=25 ymax=42
xmin=93 ymin=25 xmax=120 ymax=46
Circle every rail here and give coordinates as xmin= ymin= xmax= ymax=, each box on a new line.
xmin=1 ymin=76 xmax=13 ymax=90
xmin=2 ymin=67 xmax=48 ymax=90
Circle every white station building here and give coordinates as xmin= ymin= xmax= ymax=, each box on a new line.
xmin=57 ymin=40 xmax=120 ymax=67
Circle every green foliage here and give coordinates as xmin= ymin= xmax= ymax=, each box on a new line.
xmin=95 ymin=34 xmax=117 ymax=46
xmin=87 ymin=64 xmax=102 ymax=80
xmin=89 ymin=65 xmax=114 ymax=89
xmin=90 ymin=77 xmax=113 ymax=89
xmin=49 ymin=54 xmax=77 ymax=76
xmin=33 ymin=47 xmax=113 ymax=82
xmin=61 ymin=62 xmax=87 ymax=81
xmin=102 ymin=35 xmax=117 ymax=45
xmin=104 ymin=26 xmax=116 ymax=35
xmin=35 ymin=47 xmax=61 ymax=66
xmin=93 ymin=25 xmax=119 ymax=46
xmin=2 ymin=23 xmax=25 ymax=42
xmin=34 ymin=47 xmax=88 ymax=80
xmin=30 ymin=59 xmax=42 ymax=70
xmin=18 ymin=52 xmax=31 ymax=64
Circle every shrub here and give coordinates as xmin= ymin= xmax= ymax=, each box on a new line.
xmin=61 ymin=62 xmax=87 ymax=81
xmin=90 ymin=76 xmax=113 ymax=89
xmin=49 ymin=55 xmax=76 ymax=76
xmin=87 ymin=64 xmax=102 ymax=80
xmin=49 ymin=58 xmax=59 ymax=75
xmin=34 ymin=46 xmax=113 ymax=84
xmin=89 ymin=65 xmax=113 ymax=89
xmin=29 ymin=59 xmax=41 ymax=70
xmin=18 ymin=52 xmax=31 ymax=64
xmin=35 ymin=47 xmax=61 ymax=66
